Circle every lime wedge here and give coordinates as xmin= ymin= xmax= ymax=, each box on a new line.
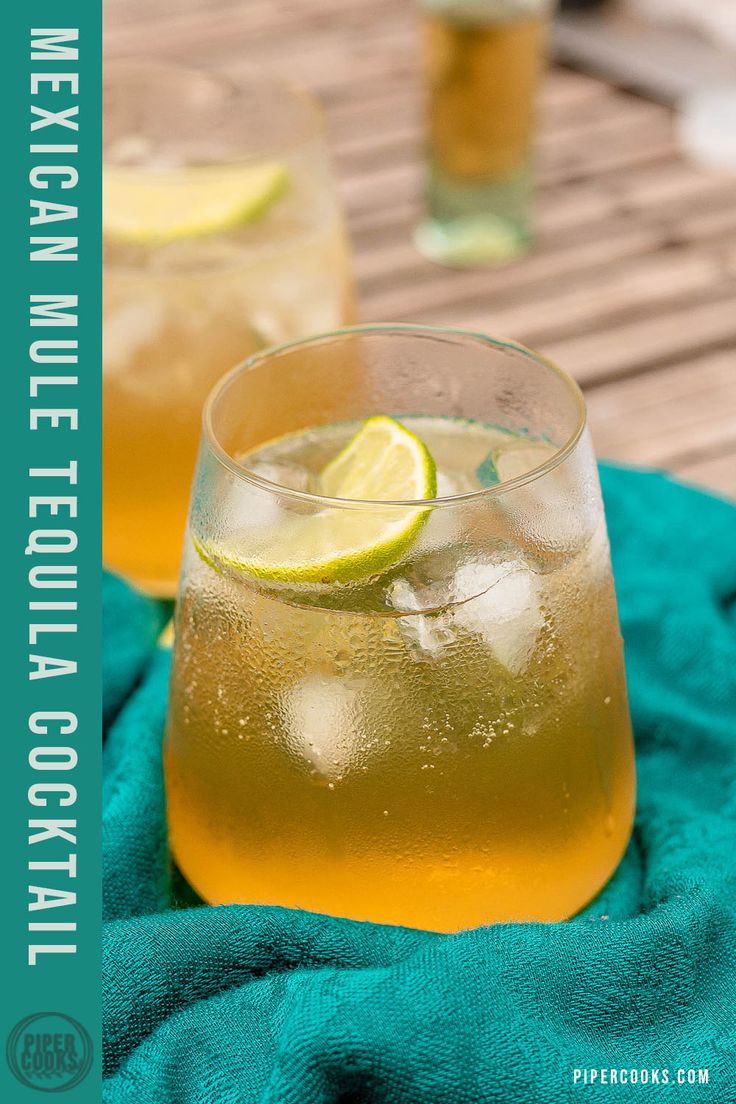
xmin=103 ymin=162 xmax=289 ymax=243
xmin=196 ymin=416 xmax=437 ymax=585
xmin=319 ymin=416 xmax=436 ymax=501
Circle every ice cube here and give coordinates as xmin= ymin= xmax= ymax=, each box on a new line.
xmin=414 ymin=470 xmax=462 ymax=554
xmin=388 ymin=576 xmax=444 ymax=614
xmin=389 ymin=561 xmax=543 ymax=673
xmin=508 ymin=484 xmax=580 ymax=556
xmin=216 ymin=474 xmax=282 ymax=535
xmin=248 ymin=461 xmax=313 ymax=494
xmin=494 ymin=441 xmax=598 ymax=558
xmin=388 ymin=577 xmax=458 ymax=658
xmin=436 ymin=471 xmax=457 ymax=498
xmin=283 ymin=674 xmax=361 ymax=779
xmin=215 ymin=461 xmax=312 ymax=541
xmin=452 ymin=562 xmax=544 ymax=675
xmin=104 ymin=298 xmax=167 ymax=378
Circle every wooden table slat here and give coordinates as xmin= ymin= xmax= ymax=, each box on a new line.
xmin=677 ymin=451 xmax=736 ymax=500
xmin=586 ymin=351 xmax=736 ymax=470
xmin=104 ymin=0 xmax=736 ymax=499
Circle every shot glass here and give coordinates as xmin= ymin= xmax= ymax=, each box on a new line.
xmin=416 ymin=0 xmax=556 ymax=266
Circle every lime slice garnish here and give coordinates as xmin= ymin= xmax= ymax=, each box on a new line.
xmin=319 ymin=416 xmax=436 ymax=501
xmin=103 ymin=162 xmax=289 ymax=243
xmin=195 ymin=416 xmax=437 ymax=585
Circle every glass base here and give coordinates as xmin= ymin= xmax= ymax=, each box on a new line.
xmin=416 ymin=164 xmax=533 ymax=267
xmin=415 ymin=213 xmax=531 ymax=267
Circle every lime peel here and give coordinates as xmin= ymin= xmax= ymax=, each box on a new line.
xmin=103 ymin=162 xmax=289 ymax=243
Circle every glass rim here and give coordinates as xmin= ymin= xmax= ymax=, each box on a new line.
xmin=102 ymin=58 xmax=326 ymax=170
xmin=202 ymin=323 xmax=588 ymax=510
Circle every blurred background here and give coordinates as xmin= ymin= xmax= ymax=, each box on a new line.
xmin=105 ymin=0 xmax=736 ymax=499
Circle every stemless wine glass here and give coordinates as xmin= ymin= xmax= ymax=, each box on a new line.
xmin=165 ymin=325 xmax=635 ymax=932
xmin=103 ymin=60 xmax=355 ymax=595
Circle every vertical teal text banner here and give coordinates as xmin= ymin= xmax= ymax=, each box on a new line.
xmin=1 ymin=3 xmax=102 ymax=1103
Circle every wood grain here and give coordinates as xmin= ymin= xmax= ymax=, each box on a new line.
xmin=105 ymin=0 xmax=736 ymax=499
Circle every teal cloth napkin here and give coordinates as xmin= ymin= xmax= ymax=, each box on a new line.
xmin=102 ymin=466 xmax=736 ymax=1102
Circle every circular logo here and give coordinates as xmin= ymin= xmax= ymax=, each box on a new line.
xmin=6 ymin=1013 xmax=92 ymax=1092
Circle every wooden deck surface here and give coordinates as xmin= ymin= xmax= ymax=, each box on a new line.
xmin=106 ymin=0 xmax=736 ymax=499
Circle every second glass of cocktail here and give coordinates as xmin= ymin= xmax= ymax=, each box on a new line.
xmin=165 ymin=326 xmax=635 ymax=931
xmin=103 ymin=62 xmax=354 ymax=594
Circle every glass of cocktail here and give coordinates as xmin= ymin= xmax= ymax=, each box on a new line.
xmin=165 ymin=325 xmax=635 ymax=932
xmin=416 ymin=0 xmax=556 ymax=266
xmin=103 ymin=61 xmax=354 ymax=595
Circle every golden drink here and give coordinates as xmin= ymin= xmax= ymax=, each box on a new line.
xmin=164 ymin=329 xmax=635 ymax=932
xmin=103 ymin=197 xmax=353 ymax=594
xmin=417 ymin=0 xmax=553 ymax=265
xmin=103 ymin=63 xmax=354 ymax=594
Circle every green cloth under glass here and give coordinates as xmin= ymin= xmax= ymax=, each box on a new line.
xmin=102 ymin=465 xmax=736 ymax=1102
